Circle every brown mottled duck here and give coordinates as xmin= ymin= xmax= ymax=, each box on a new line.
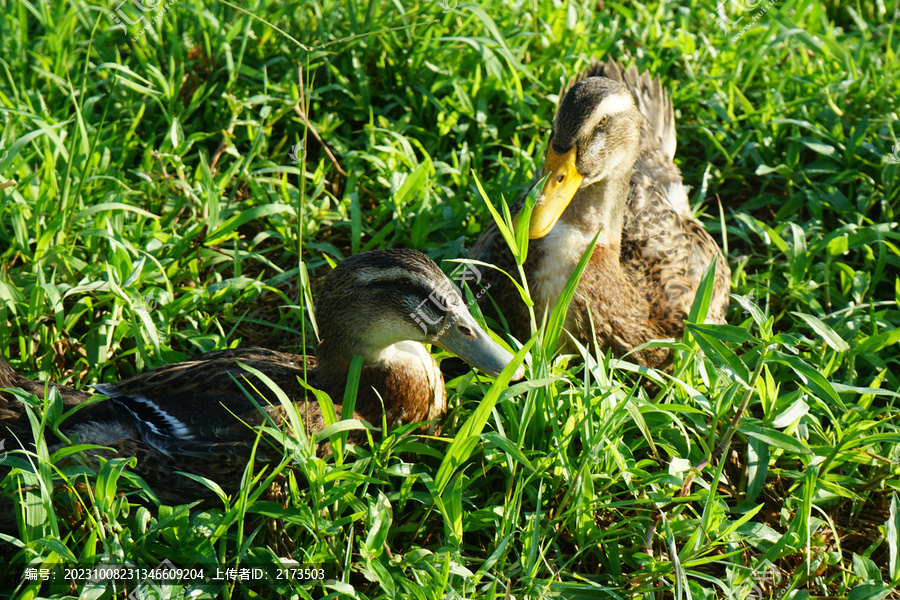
xmin=470 ymin=58 xmax=730 ymax=368
xmin=1 ymin=249 xmax=523 ymax=503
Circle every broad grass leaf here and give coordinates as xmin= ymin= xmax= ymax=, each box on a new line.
xmin=788 ymin=223 xmax=810 ymax=288
xmin=716 ymin=503 xmax=764 ymax=540
xmin=20 ymin=402 xmax=59 ymax=541
xmin=847 ymin=584 xmax=892 ymax=600
xmin=770 ymin=351 xmax=845 ymax=410
xmin=684 ymin=323 xmax=750 ymax=387
xmin=444 ymin=473 xmax=463 ymax=547
xmin=463 ymin=6 xmax=539 ymax=85
xmin=791 ymin=311 xmax=850 ymax=352
xmin=472 ymin=171 xmax=516 ymax=261
xmin=0 ymin=121 xmax=70 ymax=169
xmin=31 ymin=537 xmax=78 ymax=564
xmin=235 ymin=363 xmax=318 ymax=466
xmin=73 ymin=202 xmax=160 ymax=221
xmin=514 ymin=174 xmax=547 ymax=263
xmin=365 ymin=490 xmax=393 ymax=552
xmin=464 ymin=258 xmax=533 ymax=308
xmin=334 ymin=354 xmax=364 ymax=461
xmin=316 ymin=419 xmax=369 ymax=440
xmin=770 ymin=398 xmax=809 ymax=428
xmin=394 ymin=159 xmax=431 ymax=208
xmin=746 ymin=437 xmax=769 ymax=503
xmin=738 ymin=423 xmax=811 ymax=455
xmin=172 ymin=472 xmax=228 ymax=504
xmin=361 ymin=555 xmax=394 ymax=596
xmin=890 ymin=493 xmax=900 ymax=581
xmin=687 ymin=323 xmax=756 ymax=345
xmin=435 ymin=337 xmax=533 ymax=493
xmin=856 ymin=328 xmax=900 ymax=354
xmin=498 ymin=377 xmax=562 ymax=404
xmin=299 ymin=260 xmax=318 ymax=341
xmin=95 ymin=457 xmax=137 ymax=511
xmin=832 ymin=383 xmax=900 ymax=398
xmin=731 ymin=293 xmax=769 ymax=334
xmin=206 ymin=205 xmax=294 ymax=245
xmin=686 ymin=254 xmax=716 ymax=324
xmin=480 ymin=431 xmax=535 ymax=472
xmin=851 ymin=553 xmax=882 ymax=582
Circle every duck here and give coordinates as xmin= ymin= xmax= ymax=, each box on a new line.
xmin=1 ymin=248 xmax=524 ymax=503
xmin=470 ymin=58 xmax=730 ymax=368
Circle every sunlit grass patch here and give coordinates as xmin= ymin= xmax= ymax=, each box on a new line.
xmin=2 ymin=0 xmax=899 ymax=597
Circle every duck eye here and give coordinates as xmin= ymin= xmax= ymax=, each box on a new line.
xmin=398 ymin=278 xmax=412 ymax=289
xmin=597 ymin=116 xmax=609 ymax=129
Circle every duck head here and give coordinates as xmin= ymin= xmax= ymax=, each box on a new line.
xmin=529 ymin=77 xmax=642 ymax=239
xmin=314 ymin=249 xmax=524 ymax=380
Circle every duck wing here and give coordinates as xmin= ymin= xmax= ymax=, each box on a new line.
xmin=92 ymin=348 xmax=324 ymax=458
xmin=622 ymin=168 xmax=731 ymax=326
xmin=1 ymin=356 xmax=96 ymax=444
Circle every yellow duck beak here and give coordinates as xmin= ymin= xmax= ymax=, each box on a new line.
xmin=529 ymin=145 xmax=584 ymax=239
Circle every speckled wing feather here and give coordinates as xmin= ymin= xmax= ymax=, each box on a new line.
xmin=1 ymin=357 xmax=96 ymax=443
xmin=93 ymin=346 xmax=446 ymax=454
xmin=82 ymin=349 xmax=323 ymax=503
xmin=622 ymin=168 xmax=730 ymax=326
xmin=92 ymin=348 xmax=322 ymax=459
xmin=81 ymin=345 xmax=445 ymax=501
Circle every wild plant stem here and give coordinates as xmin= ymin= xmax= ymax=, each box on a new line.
xmin=643 ymin=345 xmax=770 ymax=553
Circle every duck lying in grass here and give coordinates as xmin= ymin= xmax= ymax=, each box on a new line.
xmin=1 ymin=248 xmax=523 ymax=503
xmin=471 ymin=58 xmax=730 ymax=368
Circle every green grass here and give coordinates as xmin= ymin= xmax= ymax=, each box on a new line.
xmin=1 ymin=0 xmax=900 ymax=598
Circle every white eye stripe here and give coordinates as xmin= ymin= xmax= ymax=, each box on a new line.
xmin=579 ymin=92 xmax=634 ymax=139
xmin=593 ymin=92 xmax=634 ymax=119
xmin=354 ymin=268 xmax=433 ymax=288
xmin=353 ymin=267 xmax=409 ymax=284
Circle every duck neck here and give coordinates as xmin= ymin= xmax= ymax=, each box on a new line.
xmin=528 ymin=173 xmax=631 ymax=321
xmin=315 ymin=329 xmax=434 ymax=378
xmin=315 ymin=330 xmax=377 ymax=373
xmin=561 ymin=173 xmax=629 ymax=253
xmin=315 ymin=334 xmax=445 ymax=428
